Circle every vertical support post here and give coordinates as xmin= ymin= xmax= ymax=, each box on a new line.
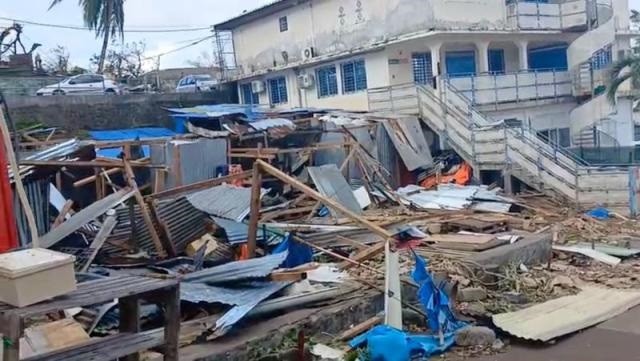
xmin=3 ymin=314 xmax=21 ymax=361
xmin=162 ymin=285 xmax=180 ymax=361
xmin=430 ymin=42 xmax=442 ymax=83
xmin=119 ymin=296 xmax=141 ymax=361
xmin=477 ymin=41 xmax=490 ymax=74
xmin=517 ymin=40 xmax=529 ymax=71
xmin=247 ymin=163 xmax=262 ymax=259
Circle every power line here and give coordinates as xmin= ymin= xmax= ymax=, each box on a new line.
xmin=143 ymin=35 xmax=214 ymax=60
xmin=0 ymin=16 xmax=211 ymax=33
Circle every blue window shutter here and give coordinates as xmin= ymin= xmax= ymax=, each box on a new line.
xmin=412 ymin=53 xmax=433 ymax=84
xmin=241 ymin=83 xmax=258 ymax=105
xmin=445 ymin=51 xmax=476 ymax=77
xmin=488 ymin=49 xmax=505 ymax=74
xmin=268 ymin=77 xmax=288 ymax=104
xmin=341 ymin=60 xmax=367 ymax=93
xmin=316 ymin=66 xmax=338 ymax=97
xmin=528 ymin=44 xmax=568 ymax=71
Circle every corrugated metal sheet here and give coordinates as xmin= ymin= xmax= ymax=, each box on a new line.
xmin=102 ymin=196 xmax=207 ymax=257
xmin=210 ymin=216 xmax=264 ymax=245
xmin=13 ymin=179 xmax=50 ymax=246
xmin=376 ymin=123 xmax=401 ymax=188
xmin=90 ymin=128 xmax=176 ymax=159
xmin=24 ymin=139 xmax=80 ymax=161
xmin=182 ymin=251 xmax=287 ymax=283
xmin=249 ymin=118 xmax=295 ymax=131
xmin=180 ymin=281 xmax=288 ymax=305
xmin=381 ymin=117 xmax=433 ymax=171
xmin=307 ymin=164 xmax=362 ymax=217
xmin=153 ymin=138 xmax=228 ymax=189
xmin=40 ymin=188 xmax=135 ymax=248
xmin=215 ymin=281 xmax=290 ymax=334
xmin=186 ymin=184 xmax=266 ymax=222
xmin=493 ymin=286 xmax=640 ymax=341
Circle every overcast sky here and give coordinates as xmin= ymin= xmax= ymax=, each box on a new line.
xmin=0 ymin=0 xmax=637 ymax=71
xmin=0 ymin=0 xmax=271 ymax=70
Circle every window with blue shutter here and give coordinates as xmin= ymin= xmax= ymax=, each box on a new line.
xmin=268 ymin=77 xmax=288 ymax=104
xmin=241 ymin=83 xmax=259 ymax=105
xmin=592 ymin=47 xmax=612 ymax=70
xmin=488 ymin=49 xmax=505 ymax=74
xmin=412 ymin=53 xmax=433 ymax=85
xmin=445 ymin=51 xmax=476 ymax=77
xmin=341 ymin=59 xmax=367 ymax=93
xmin=316 ymin=65 xmax=338 ymax=97
xmin=528 ymin=43 xmax=568 ymax=71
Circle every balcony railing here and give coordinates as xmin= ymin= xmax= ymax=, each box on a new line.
xmin=446 ymin=70 xmax=573 ymax=108
xmin=506 ymin=0 xmax=588 ymax=30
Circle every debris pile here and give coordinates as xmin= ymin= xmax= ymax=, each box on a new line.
xmin=1 ymin=105 xmax=640 ymax=360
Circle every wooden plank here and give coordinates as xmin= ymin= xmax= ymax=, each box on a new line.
xmin=269 ymin=270 xmax=307 ymax=282
xmin=3 ymin=313 xmax=21 ymax=361
xmin=123 ymin=160 xmax=167 ymax=258
xmin=339 ymin=242 xmax=386 ymax=269
xmin=19 ymin=160 xmax=163 ymax=169
xmin=337 ymin=315 xmax=383 ymax=341
xmin=247 ymin=164 xmax=262 ymax=259
xmin=429 ymin=234 xmax=507 ymax=251
xmin=51 ymin=200 xmax=74 ymax=229
xmin=73 ymin=168 xmax=122 ymax=188
xmin=162 ymin=285 xmax=180 ymax=361
xmin=148 ymin=170 xmax=252 ymax=200
xmin=79 ymin=213 xmax=117 ymax=273
xmin=119 ymin=296 xmax=141 ymax=361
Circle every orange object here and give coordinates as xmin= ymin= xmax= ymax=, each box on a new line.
xmin=229 ymin=164 xmax=244 ymax=187
xmin=420 ymin=162 xmax=472 ymax=189
xmin=236 ymin=244 xmax=249 ymax=260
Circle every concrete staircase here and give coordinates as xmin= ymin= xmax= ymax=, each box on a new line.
xmin=368 ymin=82 xmax=630 ymax=206
xmin=567 ymin=1 xmax=616 ymax=146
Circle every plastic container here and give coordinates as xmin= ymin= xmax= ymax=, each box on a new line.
xmin=0 ymin=248 xmax=76 ymax=307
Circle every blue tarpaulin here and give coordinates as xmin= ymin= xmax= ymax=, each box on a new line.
xmin=89 ymin=127 xmax=176 ymax=158
xmin=586 ymin=207 xmax=610 ymax=220
xmin=349 ymin=325 xmax=457 ymax=361
xmin=349 ymin=253 xmax=466 ymax=360
xmin=272 ymin=234 xmax=313 ymax=268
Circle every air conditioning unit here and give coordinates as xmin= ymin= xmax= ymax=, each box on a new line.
xmin=301 ymin=47 xmax=316 ymax=61
xmin=251 ymin=80 xmax=266 ymax=93
xmin=297 ymin=74 xmax=315 ymax=89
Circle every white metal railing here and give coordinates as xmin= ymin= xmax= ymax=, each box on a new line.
xmin=506 ymin=0 xmax=588 ymax=30
xmin=446 ymin=70 xmax=573 ymax=107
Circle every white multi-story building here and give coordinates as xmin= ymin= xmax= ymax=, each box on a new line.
xmin=214 ymin=0 xmax=638 ymax=205
xmin=215 ymin=0 xmax=633 ymax=149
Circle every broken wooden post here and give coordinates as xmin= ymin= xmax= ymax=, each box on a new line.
xmin=80 ymin=210 xmax=117 ymax=273
xmin=123 ymin=160 xmax=167 ymax=258
xmin=255 ymin=160 xmax=394 ymax=262
xmin=52 ymin=199 xmax=74 ymax=229
xmin=247 ymin=163 xmax=263 ymax=259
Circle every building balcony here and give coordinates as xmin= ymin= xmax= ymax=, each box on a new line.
xmin=446 ymin=70 xmax=573 ymax=108
xmin=506 ymin=0 xmax=589 ymax=30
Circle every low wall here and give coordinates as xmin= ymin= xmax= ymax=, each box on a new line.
xmin=5 ymin=89 xmax=237 ymax=131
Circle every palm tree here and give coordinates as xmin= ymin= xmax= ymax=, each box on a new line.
xmin=606 ymin=55 xmax=640 ymax=104
xmin=49 ymin=0 xmax=125 ymax=73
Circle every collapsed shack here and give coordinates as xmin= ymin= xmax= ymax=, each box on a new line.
xmin=3 ymin=104 xmax=640 ymax=360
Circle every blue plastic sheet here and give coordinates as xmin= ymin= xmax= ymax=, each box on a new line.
xmin=349 ymin=253 xmax=466 ymax=360
xmin=586 ymin=207 xmax=610 ymax=220
xmin=272 ymin=234 xmax=313 ymax=268
xmin=412 ymin=253 xmax=466 ymax=334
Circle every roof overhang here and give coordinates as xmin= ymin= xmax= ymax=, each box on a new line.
xmin=214 ymin=0 xmax=306 ymax=31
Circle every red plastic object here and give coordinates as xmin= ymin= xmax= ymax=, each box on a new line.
xmin=0 ymin=126 xmax=18 ymax=252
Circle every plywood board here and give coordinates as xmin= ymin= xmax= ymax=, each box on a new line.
xmin=428 ymin=234 xmax=507 ymax=251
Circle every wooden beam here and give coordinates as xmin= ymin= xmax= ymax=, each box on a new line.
xmin=337 ymin=315 xmax=383 ymax=341
xmin=247 ymin=164 xmax=262 ymax=258
xmin=260 ymin=205 xmax=317 ymax=222
xmin=339 ymin=242 xmax=386 ymax=269
xmin=73 ymin=167 xmax=123 ymax=188
xmin=79 ymin=212 xmax=117 ymax=273
xmin=148 ymin=170 xmax=252 ymax=200
xmin=123 ymin=160 xmax=167 ymax=258
xmin=256 ymin=160 xmax=393 ymax=241
xmin=52 ymin=199 xmax=74 ymax=229
xmin=19 ymin=160 xmax=164 ymax=168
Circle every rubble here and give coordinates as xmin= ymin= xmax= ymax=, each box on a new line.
xmin=1 ymin=105 xmax=640 ymax=361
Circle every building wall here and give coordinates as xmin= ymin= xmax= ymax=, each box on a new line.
xmin=600 ymin=97 xmax=634 ymax=146
xmin=231 ymin=0 xmax=509 ymax=74
xmin=484 ymin=101 xmax=575 ymax=131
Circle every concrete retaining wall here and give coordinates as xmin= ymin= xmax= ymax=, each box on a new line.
xmin=5 ymin=89 xmax=237 ymax=131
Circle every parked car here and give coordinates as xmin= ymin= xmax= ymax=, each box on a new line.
xmin=175 ymin=74 xmax=218 ymax=93
xmin=36 ymin=74 xmax=122 ymax=96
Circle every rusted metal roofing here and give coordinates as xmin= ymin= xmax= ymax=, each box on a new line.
xmin=493 ymin=286 xmax=640 ymax=342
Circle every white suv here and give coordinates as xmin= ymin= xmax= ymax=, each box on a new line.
xmin=175 ymin=74 xmax=218 ymax=93
xmin=36 ymin=74 xmax=122 ymax=96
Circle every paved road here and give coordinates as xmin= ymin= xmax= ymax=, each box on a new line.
xmin=455 ymin=306 xmax=640 ymax=361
